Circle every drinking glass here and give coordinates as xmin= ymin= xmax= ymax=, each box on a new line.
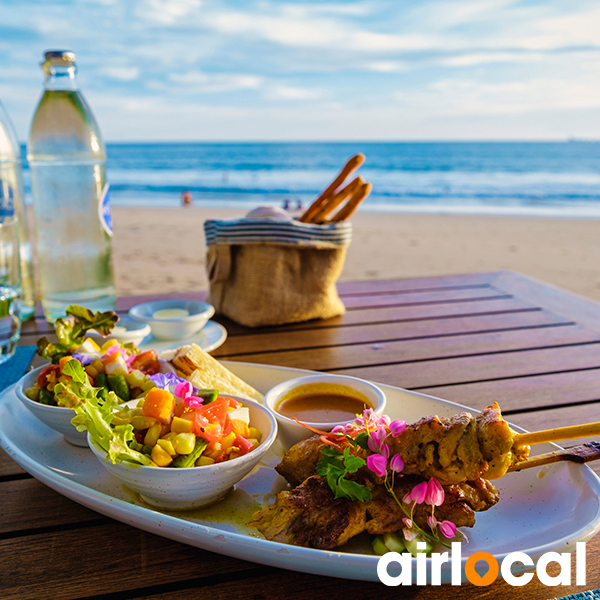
xmin=0 ymin=218 xmax=21 ymax=363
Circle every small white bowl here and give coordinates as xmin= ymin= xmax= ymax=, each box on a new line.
xmin=86 ymin=318 xmax=151 ymax=347
xmin=88 ymin=395 xmax=278 ymax=510
xmin=16 ymin=366 xmax=88 ymax=446
xmin=264 ymin=374 xmax=387 ymax=450
xmin=129 ymin=300 xmax=215 ymax=341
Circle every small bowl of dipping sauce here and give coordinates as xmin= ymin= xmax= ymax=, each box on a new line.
xmin=129 ymin=299 xmax=215 ymax=341
xmin=264 ymin=374 xmax=386 ymax=450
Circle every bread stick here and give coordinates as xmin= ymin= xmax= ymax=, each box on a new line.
xmin=310 ymin=176 xmax=363 ymax=224
xmin=330 ymin=182 xmax=372 ymax=222
xmin=299 ymin=153 xmax=365 ymax=223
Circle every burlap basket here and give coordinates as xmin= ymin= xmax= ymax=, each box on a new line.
xmin=204 ymin=218 xmax=352 ymax=328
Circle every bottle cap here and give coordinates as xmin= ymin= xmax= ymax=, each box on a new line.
xmin=41 ymin=50 xmax=76 ymax=75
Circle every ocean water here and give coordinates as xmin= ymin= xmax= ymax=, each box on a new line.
xmin=23 ymin=142 xmax=600 ymax=217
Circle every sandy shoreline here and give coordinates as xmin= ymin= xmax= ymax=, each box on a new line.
xmin=110 ymin=207 xmax=600 ymax=303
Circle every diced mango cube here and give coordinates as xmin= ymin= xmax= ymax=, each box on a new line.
xmin=231 ymin=418 xmax=250 ymax=439
xmin=248 ymin=427 xmax=262 ymax=442
xmin=144 ymin=422 xmax=162 ymax=446
xmin=142 ymin=388 xmax=175 ymax=425
xmin=171 ymin=416 xmax=193 ymax=434
xmin=101 ymin=339 xmax=119 ymax=353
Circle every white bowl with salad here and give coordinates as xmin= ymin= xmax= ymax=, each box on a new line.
xmin=82 ymin=379 xmax=278 ymax=510
xmin=17 ymin=305 xmax=174 ymax=446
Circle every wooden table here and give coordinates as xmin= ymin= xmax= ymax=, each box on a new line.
xmin=2 ymin=271 xmax=600 ymax=600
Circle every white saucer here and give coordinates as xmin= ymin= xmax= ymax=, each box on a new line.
xmin=139 ymin=320 xmax=227 ymax=354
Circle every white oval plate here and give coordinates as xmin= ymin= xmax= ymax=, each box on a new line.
xmin=1 ymin=361 xmax=599 ymax=583
xmin=138 ymin=319 xmax=227 ymax=354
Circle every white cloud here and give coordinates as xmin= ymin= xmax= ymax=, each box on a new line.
xmin=169 ymin=70 xmax=263 ymax=92
xmin=102 ymin=66 xmax=140 ymax=81
xmin=266 ymin=85 xmax=323 ymax=100
xmin=137 ymin=0 xmax=203 ymax=25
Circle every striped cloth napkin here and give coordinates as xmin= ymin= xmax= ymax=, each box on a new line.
xmin=552 ymin=590 xmax=600 ymax=599
xmin=0 ymin=346 xmax=37 ymax=392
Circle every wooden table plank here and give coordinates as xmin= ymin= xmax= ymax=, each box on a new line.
xmin=418 ymin=370 xmax=600 ymax=413
xmin=219 ymin=325 xmax=600 ymax=374
xmin=213 ymin=311 xmax=572 ymax=358
xmin=332 ymin=344 xmax=600 ymax=397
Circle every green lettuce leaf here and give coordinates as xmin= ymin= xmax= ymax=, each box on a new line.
xmin=37 ymin=305 xmax=119 ymax=363
xmin=59 ymin=361 xmax=153 ymax=466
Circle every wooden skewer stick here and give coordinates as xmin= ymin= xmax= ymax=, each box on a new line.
xmin=311 ymin=176 xmax=363 ymax=224
xmin=514 ymin=422 xmax=600 ymax=447
xmin=299 ymin=153 xmax=365 ymax=223
xmin=507 ymin=441 xmax=600 ymax=473
xmin=330 ymin=182 xmax=372 ymax=222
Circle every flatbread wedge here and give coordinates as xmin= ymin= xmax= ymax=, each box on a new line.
xmin=160 ymin=343 xmax=264 ymax=403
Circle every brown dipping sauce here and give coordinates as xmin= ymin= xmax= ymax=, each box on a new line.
xmin=277 ymin=392 xmax=371 ymax=423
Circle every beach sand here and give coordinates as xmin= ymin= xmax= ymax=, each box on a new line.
xmin=111 ymin=207 xmax=600 ymax=303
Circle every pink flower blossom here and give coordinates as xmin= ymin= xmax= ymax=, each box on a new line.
xmin=367 ymin=426 xmax=390 ymax=457
xmin=425 ymin=478 xmax=444 ymax=507
xmin=184 ymin=396 xmax=204 ymax=408
xmin=389 ymin=420 xmax=406 ymax=437
xmin=175 ymin=381 xmax=194 ymax=400
xmin=403 ymin=528 xmax=419 ymax=542
xmin=427 ymin=515 xmax=438 ymax=529
xmin=367 ymin=453 xmax=387 ymax=478
xmin=390 ymin=453 xmax=404 ymax=473
xmin=402 ymin=517 xmax=413 ymax=529
xmin=331 ymin=425 xmax=344 ymax=434
xmin=439 ymin=520 xmax=457 ymax=538
xmin=402 ymin=492 xmax=412 ymax=504
xmin=410 ymin=481 xmax=428 ymax=504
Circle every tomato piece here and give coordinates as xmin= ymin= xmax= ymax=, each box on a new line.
xmin=36 ymin=364 xmax=60 ymax=387
xmin=194 ymin=397 xmax=230 ymax=443
xmin=131 ymin=350 xmax=158 ymax=371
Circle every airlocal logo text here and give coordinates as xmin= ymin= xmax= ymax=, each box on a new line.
xmin=377 ymin=542 xmax=586 ymax=587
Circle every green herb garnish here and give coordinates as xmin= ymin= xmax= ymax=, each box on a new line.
xmin=316 ymin=445 xmax=372 ymax=502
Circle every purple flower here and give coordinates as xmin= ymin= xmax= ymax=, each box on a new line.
xmin=148 ymin=372 xmax=188 ymax=389
xmin=389 ymin=419 xmax=406 ymax=437
xmin=425 ymin=478 xmax=444 ymax=507
xmin=390 ymin=453 xmax=404 ymax=473
xmin=70 ymin=353 xmax=95 ymax=365
xmin=410 ymin=481 xmax=428 ymax=504
xmin=439 ymin=520 xmax=457 ymax=538
xmin=367 ymin=453 xmax=387 ymax=478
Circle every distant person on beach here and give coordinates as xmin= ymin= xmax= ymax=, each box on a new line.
xmin=283 ymin=199 xmax=291 ymax=210
xmin=181 ymin=190 xmax=193 ymax=206
xmin=296 ymin=200 xmax=303 ymax=211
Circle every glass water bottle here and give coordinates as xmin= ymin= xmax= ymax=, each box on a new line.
xmin=27 ymin=50 xmax=116 ymax=322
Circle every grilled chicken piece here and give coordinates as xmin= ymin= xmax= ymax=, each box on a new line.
xmin=277 ymin=404 xmax=530 ymax=486
xmin=365 ymin=477 xmax=499 ymax=535
xmin=249 ymin=476 xmax=367 ymax=549
xmin=275 ymin=435 xmax=327 ymax=486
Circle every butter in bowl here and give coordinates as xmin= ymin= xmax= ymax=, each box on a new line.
xmin=129 ymin=299 xmax=215 ymax=341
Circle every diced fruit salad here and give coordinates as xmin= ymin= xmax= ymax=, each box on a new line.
xmin=113 ymin=382 xmax=262 ymax=467
xmin=24 ymin=338 xmax=161 ymax=407
xmin=52 ymin=360 xmax=262 ymax=468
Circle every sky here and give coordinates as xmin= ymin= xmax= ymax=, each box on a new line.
xmin=1 ymin=0 xmax=600 ymax=142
